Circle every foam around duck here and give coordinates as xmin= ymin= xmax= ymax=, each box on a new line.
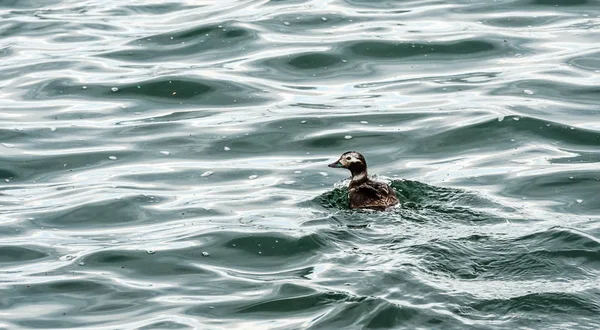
xmin=328 ymin=151 xmax=399 ymax=210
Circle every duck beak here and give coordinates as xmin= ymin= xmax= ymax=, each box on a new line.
xmin=328 ymin=160 xmax=343 ymax=168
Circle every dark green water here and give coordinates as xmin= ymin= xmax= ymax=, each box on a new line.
xmin=2 ymin=0 xmax=600 ymax=329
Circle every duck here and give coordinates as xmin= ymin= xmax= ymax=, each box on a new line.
xmin=328 ymin=151 xmax=399 ymax=210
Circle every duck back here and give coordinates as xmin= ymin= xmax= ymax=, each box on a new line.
xmin=349 ymin=179 xmax=399 ymax=210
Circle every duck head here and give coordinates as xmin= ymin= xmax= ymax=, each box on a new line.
xmin=328 ymin=151 xmax=368 ymax=181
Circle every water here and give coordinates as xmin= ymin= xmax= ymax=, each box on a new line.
xmin=1 ymin=0 xmax=600 ymax=329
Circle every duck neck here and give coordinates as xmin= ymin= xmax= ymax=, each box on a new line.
xmin=350 ymin=169 xmax=368 ymax=186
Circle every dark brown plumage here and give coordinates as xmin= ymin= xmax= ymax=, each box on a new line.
xmin=328 ymin=151 xmax=399 ymax=210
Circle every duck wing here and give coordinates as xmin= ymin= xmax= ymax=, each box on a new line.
xmin=360 ymin=180 xmax=398 ymax=201
xmin=349 ymin=179 xmax=399 ymax=210
xmin=355 ymin=181 xmax=388 ymax=198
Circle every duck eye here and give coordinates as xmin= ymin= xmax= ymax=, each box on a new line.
xmin=346 ymin=157 xmax=351 ymax=161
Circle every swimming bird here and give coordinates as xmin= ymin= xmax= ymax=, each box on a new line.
xmin=328 ymin=151 xmax=399 ymax=210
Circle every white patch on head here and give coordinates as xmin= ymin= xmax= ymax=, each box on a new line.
xmin=341 ymin=152 xmax=361 ymax=166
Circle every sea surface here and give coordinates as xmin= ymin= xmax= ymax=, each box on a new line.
xmin=1 ymin=0 xmax=600 ymax=329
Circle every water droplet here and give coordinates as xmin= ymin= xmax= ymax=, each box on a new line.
xmin=78 ymin=262 xmax=85 ymax=266
xmin=284 ymin=180 xmax=295 ymax=185
xmin=319 ymin=172 xmax=328 ymax=177
xmin=201 ymin=171 xmax=213 ymax=177
xmin=523 ymin=89 xmax=533 ymax=95
xmin=258 ymin=251 xmax=262 ymax=255
xmin=160 ymin=151 xmax=170 ymax=155
xmin=321 ymin=17 xmax=327 ymax=21
xmin=224 ymin=146 xmax=231 ymax=151
xmin=576 ymin=199 xmax=583 ymax=204
xmin=109 ymin=156 xmax=117 ymax=160
xmin=147 ymin=250 xmax=155 ymax=254
xmin=360 ymin=121 xmax=368 ymax=124
xmin=569 ymin=176 xmax=574 ymax=180
xmin=300 ymin=120 xmax=307 ymax=124
xmin=344 ymin=135 xmax=353 ymax=140
xmin=248 ymin=175 xmax=258 ymax=180
xmin=111 ymin=87 xmax=119 ymax=92
xmin=294 ymin=170 xmax=302 ymax=174
xmin=201 ymin=252 xmax=210 ymax=257
xmin=4 ymin=179 xmax=10 ymax=183
xmin=82 ymin=86 xmax=87 ymax=90
xmin=50 ymin=127 xmax=57 ymax=131
xmin=513 ymin=117 xmax=520 ymax=121
xmin=283 ymin=21 xmax=290 ymax=26
xmin=61 ymin=255 xmax=76 ymax=261
xmin=2 ymin=143 xmax=14 ymax=148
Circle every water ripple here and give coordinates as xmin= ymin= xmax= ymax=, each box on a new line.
xmin=1 ymin=0 xmax=600 ymax=329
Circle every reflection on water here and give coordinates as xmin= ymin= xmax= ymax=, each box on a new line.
xmin=1 ymin=0 xmax=600 ymax=329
